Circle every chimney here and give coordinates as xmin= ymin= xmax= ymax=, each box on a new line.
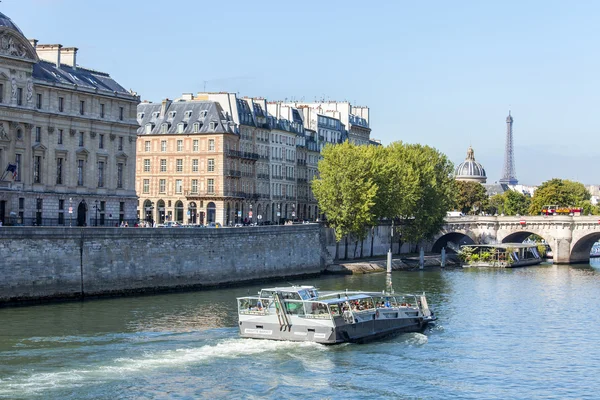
xmin=61 ymin=47 xmax=78 ymax=69
xmin=160 ymin=98 xmax=171 ymax=118
xmin=35 ymin=44 xmax=62 ymax=68
xmin=29 ymin=38 xmax=38 ymax=49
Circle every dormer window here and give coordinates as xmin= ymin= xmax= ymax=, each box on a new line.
xmin=152 ymin=111 xmax=160 ymax=119
xmin=184 ymin=110 xmax=193 ymax=119
xmin=145 ymin=124 xmax=153 ymax=134
xmin=137 ymin=112 xmax=145 ymax=119
xmin=200 ymin=110 xmax=208 ymax=119
xmin=209 ymin=121 xmax=217 ymax=130
xmin=193 ymin=122 xmax=201 ymax=133
xmin=160 ymin=123 xmax=168 ymax=134
xmin=168 ymin=111 xmax=177 ymax=119
xmin=177 ymin=123 xmax=185 ymax=133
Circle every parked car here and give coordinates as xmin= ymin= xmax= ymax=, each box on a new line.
xmin=162 ymin=221 xmax=182 ymax=228
xmin=206 ymin=222 xmax=222 ymax=228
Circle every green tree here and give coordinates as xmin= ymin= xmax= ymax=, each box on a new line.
xmin=529 ymin=178 xmax=591 ymax=215
xmin=400 ymin=144 xmax=455 ymax=245
xmin=504 ymin=190 xmax=531 ymax=215
xmin=487 ymin=193 xmax=505 ymax=215
xmin=454 ymin=180 xmax=488 ymax=215
xmin=312 ymin=142 xmax=378 ymax=243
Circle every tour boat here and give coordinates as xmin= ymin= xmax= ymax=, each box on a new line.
xmin=460 ymin=243 xmax=542 ymax=268
xmin=237 ymin=285 xmax=436 ymax=344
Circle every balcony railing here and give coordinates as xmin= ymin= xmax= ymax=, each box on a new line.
xmin=227 ymin=169 xmax=242 ymax=178
xmin=297 ymin=159 xmax=306 ymax=165
xmin=257 ymin=173 xmax=270 ymax=180
xmin=226 ymin=149 xmax=259 ymax=160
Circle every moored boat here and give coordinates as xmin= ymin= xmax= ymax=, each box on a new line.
xmin=237 ymin=286 xmax=436 ymax=344
xmin=460 ymin=243 xmax=542 ymax=268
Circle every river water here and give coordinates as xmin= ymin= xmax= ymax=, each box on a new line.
xmin=2 ymin=260 xmax=600 ymax=399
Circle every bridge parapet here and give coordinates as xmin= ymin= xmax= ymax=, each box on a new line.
xmin=438 ymin=215 xmax=600 ymax=264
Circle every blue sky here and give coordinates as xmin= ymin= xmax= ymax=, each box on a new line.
xmin=5 ymin=0 xmax=600 ymax=185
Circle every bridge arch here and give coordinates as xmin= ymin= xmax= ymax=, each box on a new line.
xmin=570 ymin=232 xmax=600 ymax=264
xmin=432 ymin=232 xmax=476 ymax=253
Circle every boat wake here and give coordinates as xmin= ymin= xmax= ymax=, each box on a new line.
xmin=0 ymin=338 xmax=323 ymax=396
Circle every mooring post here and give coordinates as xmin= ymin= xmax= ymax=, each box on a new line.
xmin=441 ymin=247 xmax=446 ymax=267
xmin=419 ymin=247 xmax=425 ymax=269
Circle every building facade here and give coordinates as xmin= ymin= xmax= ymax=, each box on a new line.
xmin=136 ymin=93 xmax=373 ymax=225
xmin=136 ymin=99 xmax=240 ymax=225
xmin=0 ymin=12 xmax=139 ymax=226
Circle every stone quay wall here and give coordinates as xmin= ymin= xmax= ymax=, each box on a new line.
xmin=0 ymin=224 xmax=327 ymax=304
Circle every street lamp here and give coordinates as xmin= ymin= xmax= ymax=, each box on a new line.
xmin=387 ymin=219 xmax=394 ymax=273
xmin=94 ymin=200 xmax=99 ymax=227
xmin=69 ymin=197 xmax=72 ymax=227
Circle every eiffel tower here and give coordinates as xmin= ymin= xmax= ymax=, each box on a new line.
xmin=499 ymin=111 xmax=518 ymax=185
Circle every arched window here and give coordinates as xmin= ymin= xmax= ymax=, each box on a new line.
xmin=207 ymin=202 xmax=216 ymax=223
xmin=188 ymin=202 xmax=197 ymax=224
xmin=157 ymin=199 xmax=166 ymax=224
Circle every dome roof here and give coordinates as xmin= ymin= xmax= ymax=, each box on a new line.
xmin=455 ymin=146 xmax=487 ymax=183
xmin=0 ymin=12 xmax=24 ymax=35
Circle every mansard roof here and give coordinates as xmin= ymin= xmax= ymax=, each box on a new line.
xmin=137 ymin=101 xmax=238 ymax=135
xmin=267 ymin=115 xmax=304 ymax=135
xmin=33 ymin=60 xmax=130 ymax=95
xmin=236 ymin=98 xmax=255 ymax=126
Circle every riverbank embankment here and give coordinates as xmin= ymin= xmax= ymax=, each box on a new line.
xmin=325 ymin=254 xmax=461 ymax=274
xmin=0 ymin=225 xmax=327 ymax=305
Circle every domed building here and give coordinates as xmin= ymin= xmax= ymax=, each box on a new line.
xmin=455 ymin=146 xmax=487 ymax=183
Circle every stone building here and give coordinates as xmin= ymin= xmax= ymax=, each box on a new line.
xmin=0 ymin=12 xmax=139 ymax=226
xmin=136 ymin=99 xmax=239 ymax=225
xmin=136 ymin=92 xmax=373 ymax=225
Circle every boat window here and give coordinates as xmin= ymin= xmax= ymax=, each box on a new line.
xmin=303 ymin=301 xmax=331 ymax=319
xmin=298 ymin=290 xmax=311 ymax=300
xmin=282 ymin=292 xmax=301 ymax=300
xmin=238 ymin=297 xmax=268 ymax=314
xmin=260 ymin=290 xmax=275 ymax=298
xmin=329 ymin=303 xmax=343 ymax=317
xmin=285 ymin=300 xmax=305 ymax=316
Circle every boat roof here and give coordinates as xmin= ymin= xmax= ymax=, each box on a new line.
xmin=259 ymin=285 xmax=316 ymax=292
xmin=462 ymin=243 xmax=539 ymax=249
xmin=319 ymin=294 xmax=376 ymax=304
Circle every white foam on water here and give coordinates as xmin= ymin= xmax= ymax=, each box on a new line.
xmin=0 ymin=338 xmax=323 ymax=397
xmin=404 ymin=332 xmax=429 ymax=346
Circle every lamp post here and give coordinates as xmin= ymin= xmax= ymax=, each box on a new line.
xmin=94 ymin=200 xmax=98 ymax=227
xmin=69 ymin=197 xmax=72 ymax=227
xmin=387 ymin=219 xmax=394 ymax=273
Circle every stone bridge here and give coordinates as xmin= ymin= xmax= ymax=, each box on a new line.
xmin=432 ymin=215 xmax=600 ymax=264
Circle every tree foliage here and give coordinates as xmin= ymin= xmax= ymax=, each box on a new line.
xmin=487 ymin=193 xmax=505 ymax=215
xmin=400 ymin=144 xmax=455 ymax=244
xmin=312 ymin=142 xmax=378 ymax=242
xmin=454 ymin=180 xmax=488 ymax=215
xmin=312 ymin=141 xmax=455 ymax=245
xmin=504 ymin=190 xmax=531 ymax=216
xmin=528 ymin=178 xmax=590 ymax=215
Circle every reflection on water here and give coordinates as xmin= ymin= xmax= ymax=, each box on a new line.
xmin=2 ymin=263 xmax=600 ymax=399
